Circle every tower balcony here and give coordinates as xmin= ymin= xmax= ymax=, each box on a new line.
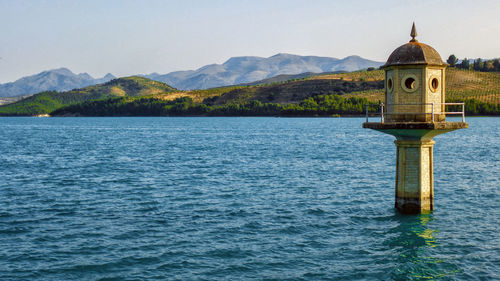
xmin=363 ymin=102 xmax=468 ymax=140
xmin=365 ymin=102 xmax=466 ymax=123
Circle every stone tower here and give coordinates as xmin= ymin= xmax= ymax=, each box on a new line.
xmin=363 ymin=23 xmax=468 ymax=214
xmin=385 ymin=23 xmax=447 ymax=122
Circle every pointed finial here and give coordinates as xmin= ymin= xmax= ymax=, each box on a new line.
xmin=410 ymin=22 xmax=418 ymax=42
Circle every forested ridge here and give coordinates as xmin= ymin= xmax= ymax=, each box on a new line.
xmin=0 ymin=67 xmax=498 ymax=117
xmin=51 ymin=95 xmax=375 ymax=117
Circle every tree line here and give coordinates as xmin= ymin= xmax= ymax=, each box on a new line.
xmin=51 ymin=95 xmax=376 ymax=117
xmin=51 ymin=94 xmax=498 ymax=117
xmin=447 ymin=55 xmax=500 ymax=72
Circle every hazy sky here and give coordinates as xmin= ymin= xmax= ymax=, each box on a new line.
xmin=0 ymin=0 xmax=499 ymax=83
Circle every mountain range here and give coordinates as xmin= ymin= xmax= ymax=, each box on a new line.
xmin=0 ymin=68 xmax=115 ymax=98
xmin=144 ymin=53 xmax=383 ymax=89
xmin=1 ymin=67 xmax=498 ymax=117
xmin=0 ymin=54 xmax=383 ymax=97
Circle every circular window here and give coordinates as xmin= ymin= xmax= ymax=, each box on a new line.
xmin=429 ymin=77 xmax=439 ymax=93
xmin=401 ymin=74 xmax=419 ymax=93
xmin=405 ymin=78 xmax=415 ymax=89
xmin=387 ymin=78 xmax=393 ymax=92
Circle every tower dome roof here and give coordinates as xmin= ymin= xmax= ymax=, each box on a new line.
xmin=384 ymin=23 xmax=446 ymax=67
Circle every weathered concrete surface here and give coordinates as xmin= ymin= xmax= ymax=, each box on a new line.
xmin=363 ymin=122 xmax=468 ymax=130
xmin=363 ymin=122 xmax=468 ymax=140
xmin=363 ymin=121 xmax=467 ymax=214
xmin=394 ymin=139 xmax=435 ymax=214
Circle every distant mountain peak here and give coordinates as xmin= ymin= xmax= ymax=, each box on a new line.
xmin=272 ymin=53 xmax=293 ymax=56
xmin=343 ymin=55 xmax=362 ymax=59
xmin=77 ymin=72 xmax=94 ymax=80
xmin=270 ymin=53 xmax=299 ymax=58
xmin=223 ymin=56 xmax=263 ymax=65
xmin=145 ymin=53 xmax=384 ymax=90
xmin=46 ymin=67 xmax=75 ymax=76
xmin=0 ymin=68 xmax=116 ymax=97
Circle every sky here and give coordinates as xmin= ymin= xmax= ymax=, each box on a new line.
xmin=0 ymin=0 xmax=499 ymax=83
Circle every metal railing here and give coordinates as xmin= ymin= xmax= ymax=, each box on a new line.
xmin=365 ymin=102 xmax=465 ymax=123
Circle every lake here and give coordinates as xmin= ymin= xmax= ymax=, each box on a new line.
xmin=0 ymin=117 xmax=498 ymax=280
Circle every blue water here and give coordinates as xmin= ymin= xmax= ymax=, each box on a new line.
xmin=0 ymin=117 xmax=498 ymax=280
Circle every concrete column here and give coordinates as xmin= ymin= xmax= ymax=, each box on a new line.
xmin=394 ymin=139 xmax=434 ymax=214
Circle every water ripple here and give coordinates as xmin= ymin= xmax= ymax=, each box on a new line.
xmin=0 ymin=117 xmax=498 ymax=280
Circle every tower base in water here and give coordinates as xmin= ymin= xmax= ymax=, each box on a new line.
xmin=363 ymin=122 xmax=467 ymax=214
xmin=394 ymin=139 xmax=434 ymax=214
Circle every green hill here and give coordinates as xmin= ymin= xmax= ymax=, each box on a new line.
xmin=149 ymin=75 xmax=384 ymax=105
xmin=50 ymin=76 xmax=384 ymax=116
xmin=0 ymin=76 xmax=176 ymax=116
xmin=2 ymin=68 xmax=498 ymax=117
xmin=153 ymin=67 xmax=498 ymax=107
xmin=334 ymin=68 xmax=500 ymax=105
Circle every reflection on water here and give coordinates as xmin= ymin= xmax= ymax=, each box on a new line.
xmin=387 ymin=213 xmax=460 ymax=280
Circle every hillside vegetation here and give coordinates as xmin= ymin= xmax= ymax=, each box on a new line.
xmin=50 ymin=77 xmax=383 ymax=117
xmin=51 ymin=95 xmax=372 ymax=117
xmin=172 ymin=67 xmax=498 ymax=108
xmin=339 ymin=68 xmax=500 ymax=105
xmin=0 ymin=77 xmax=176 ymax=116
xmin=1 ymin=68 xmax=498 ymax=117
